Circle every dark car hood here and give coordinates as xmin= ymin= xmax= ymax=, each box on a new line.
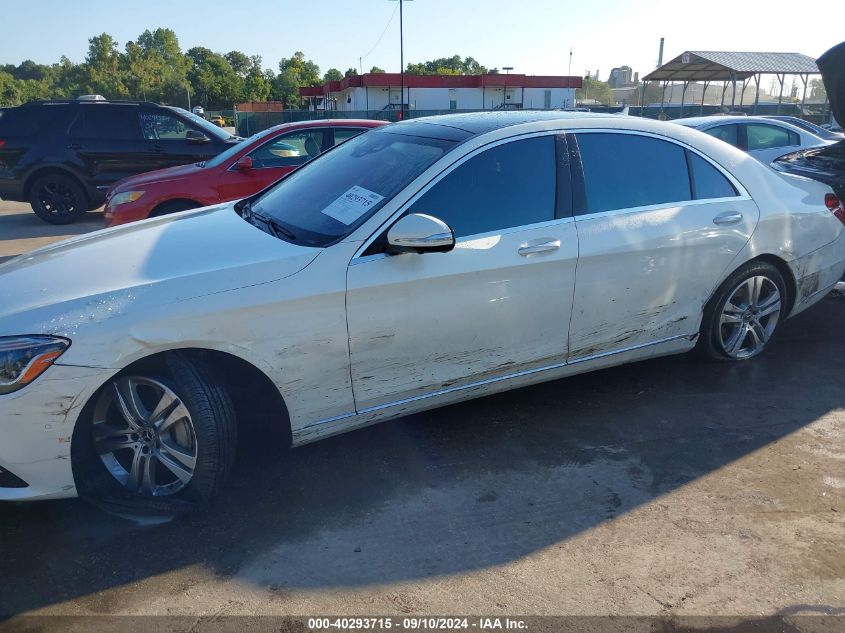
xmin=819 ymin=42 xmax=845 ymax=128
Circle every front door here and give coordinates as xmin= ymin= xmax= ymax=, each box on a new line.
xmin=346 ymin=134 xmax=579 ymax=411
xmin=567 ymin=131 xmax=759 ymax=360
xmin=138 ymin=110 xmax=216 ymax=169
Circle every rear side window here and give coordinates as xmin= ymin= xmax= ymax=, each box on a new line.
xmin=0 ymin=106 xmax=64 ymax=137
xmin=704 ymin=124 xmax=739 ymax=147
xmin=745 ymin=123 xmax=799 ymax=151
xmin=333 ymin=128 xmax=368 ymax=146
xmin=687 ymin=152 xmax=737 ymax=199
xmin=408 ymin=135 xmax=557 ymax=238
xmin=68 ymin=107 xmax=141 ymax=140
xmin=575 ymin=133 xmax=691 ymax=214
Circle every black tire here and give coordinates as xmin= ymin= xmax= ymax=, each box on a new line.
xmin=696 ymin=261 xmax=787 ymax=361
xmin=73 ymin=353 xmax=237 ymax=515
xmin=28 ymin=173 xmax=89 ymax=225
xmin=151 ymin=199 xmax=201 ymax=217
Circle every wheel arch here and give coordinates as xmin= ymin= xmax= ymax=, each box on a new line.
xmin=150 ymin=198 xmax=204 ymax=217
xmin=23 ymin=166 xmax=90 ymax=202
xmin=71 ymin=347 xmax=293 ymax=489
xmin=744 ymin=253 xmax=797 ymax=316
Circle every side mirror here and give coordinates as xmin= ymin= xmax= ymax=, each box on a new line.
xmin=234 ymin=156 xmax=253 ymax=171
xmin=186 ymin=130 xmax=211 ymax=144
xmin=387 ymin=213 xmax=455 ymax=254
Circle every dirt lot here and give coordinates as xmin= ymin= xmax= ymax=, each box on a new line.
xmin=0 ymin=200 xmax=843 ymax=624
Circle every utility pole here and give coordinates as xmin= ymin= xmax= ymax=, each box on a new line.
xmin=568 ymin=47 xmax=573 ymax=77
xmin=388 ymin=0 xmax=412 ymax=119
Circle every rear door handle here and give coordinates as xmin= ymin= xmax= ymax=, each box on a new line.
xmin=713 ymin=211 xmax=743 ymax=226
xmin=66 ymin=143 xmax=82 ymax=150
xmin=518 ymin=239 xmax=560 ymax=256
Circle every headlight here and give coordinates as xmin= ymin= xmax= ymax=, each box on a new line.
xmin=109 ymin=190 xmax=145 ymax=206
xmin=0 ymin=336 xmax=71 ymax=395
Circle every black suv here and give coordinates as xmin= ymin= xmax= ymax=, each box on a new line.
xmin=0 ymin=98 xmax=241 ymax=224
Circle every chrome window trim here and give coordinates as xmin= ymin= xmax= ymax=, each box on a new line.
xmin=571 ymin=128 xmax=750 ymax=202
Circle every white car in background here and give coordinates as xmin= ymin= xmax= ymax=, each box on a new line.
xmin=672 ymin=115 xmax=832 ymax=164
xmin=1 ymin=112 xmax=844 ymax=513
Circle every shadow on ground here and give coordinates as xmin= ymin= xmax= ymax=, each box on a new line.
xmin=0 ymin=208 xmax=103 ymax=264
xmin=0 ymin=296 xmax=843 ymax=615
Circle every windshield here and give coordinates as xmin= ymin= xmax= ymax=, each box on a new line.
xmin=166 ymin=106 xmax=234 ymax=142
xmin=250 ymin=129 xmax=455 ymax=247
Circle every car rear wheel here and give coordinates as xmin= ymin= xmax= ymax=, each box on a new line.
xmin=74 ymin=354 xmax=236 ymax=514
xmin=697 ymin=261 xmax=787 ymax=361
xmin=29 ymin=173 xmax=89 ymax=225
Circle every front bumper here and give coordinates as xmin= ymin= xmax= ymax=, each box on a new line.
xmin=0 ymin=364 xmax=113 ymax=501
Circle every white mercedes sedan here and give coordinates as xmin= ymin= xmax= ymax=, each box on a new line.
xmin=2 ymin=112 xmax=844 ymax=513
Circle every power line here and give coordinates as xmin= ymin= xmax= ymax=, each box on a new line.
xmin=360 ymin=2 xmax=400 ymax=64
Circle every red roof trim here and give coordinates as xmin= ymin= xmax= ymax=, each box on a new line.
xmin=299 ymin=73 xmax=582 ymax=96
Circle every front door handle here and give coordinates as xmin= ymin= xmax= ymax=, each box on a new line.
xmin=713 ymin=211 xmax=743 ymax=226
xmin=518 ymin=239 xmax=560 ymax=256
xmin=66 ymin=143 xmax=82 ymax=150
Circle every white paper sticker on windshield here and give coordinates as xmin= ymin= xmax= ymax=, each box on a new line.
xmin=320 ymin=186 xmax=385 ymax=225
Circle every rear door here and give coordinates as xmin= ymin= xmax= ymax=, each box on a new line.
xmin=567 ymin=131 xmax=758 ymax=360
xmin=66 ymin=105 xmax=147 ymax=191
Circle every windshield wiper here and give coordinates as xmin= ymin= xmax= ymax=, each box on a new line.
xmin=253 ymin=212 xmax=296 ymax=241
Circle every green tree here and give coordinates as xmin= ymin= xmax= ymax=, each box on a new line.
xmin=84 ymin=33 xmax=128 ymax=98
xmin=576 ymin=77 xmax=613 ymax=105
xmin=187 ymin=46 xmax=243 ymax=109
xmin=272 ymin=51 xmax=320 ymax=107
xmin=344 ymin=68 xmax=358 ymax=78
xmin=406 ymin=55 xmax=488 ymax=76
xmin=243 ymin=57 xmax=271 ymax=101
xmin=225 ymin=51 xmax=251 ymax=77
xmin=810 ymin=78 xmax=827 ymax=100
xmin=323 ymin=68 xmax=343 ymax=82
xmin=369 ymin=66 xmax=386 ymax=74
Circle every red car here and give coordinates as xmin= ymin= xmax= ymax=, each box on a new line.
xmin=103 ymin=119 xmax=387 ymax=226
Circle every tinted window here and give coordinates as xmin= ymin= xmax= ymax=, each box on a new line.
xmin=0 ymin=106 xmax=64 ymax=137
xmin=688 ymin=152 xmax=737 ymax=199
xmin=140 ymin=112 xmax=191 ymax=140
xmin=251 ymin=130 xmax=454 ymax=247
xmin=576 ymin=133 xmax=691 ymax=214
xmin=746 ymin=123 xmax=798 ymax=151
xmin=333 ymin=128 xmax=368 ymax=146
xmin=704 ymin=124 xmax=739 ymax=147
xmin=68 ymin=107 xmax=141 ymax=140
xmin=408 ymin=136 xmax=556 ymax=238
xmin=247 ymin=129 xmax=325 ymax=168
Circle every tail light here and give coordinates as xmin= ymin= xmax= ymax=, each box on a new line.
xmin=0 ymin=140 xmax=5 ymax=148
xmin=825 ymin=193 xmax=845 ymax=226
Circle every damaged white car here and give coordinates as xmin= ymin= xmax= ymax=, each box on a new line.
xmin=2 ymin=111 xmax=844 ymax=512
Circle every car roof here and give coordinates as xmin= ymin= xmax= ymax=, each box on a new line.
xmin=672 ymin=115 xmax=806 ymax=128
xmin=385 ymin=110 xmax=617 ymax=141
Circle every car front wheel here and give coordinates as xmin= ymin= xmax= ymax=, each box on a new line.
xmin=698 ymin=261 xmax=787 ymax=361
xmin=74 ymin=354 xmax=236 ymax=514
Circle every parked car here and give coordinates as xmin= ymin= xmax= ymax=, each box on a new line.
xmin=762 ymin=115 xmax=843 ymax=141
xmin=1 ymin=111 xmax=844 ymax=513
xmin=209 ymin=115 xmax=226 ymax=127
xmin=773 ymin=42 xmax=845 ymax=203
xmin=104 ymin=119 xmax=387 ymax=227
xmin=0 ymin=97 xmax=241 ymax=224
xmin=672 ymin=115 xmax=831 ymax=164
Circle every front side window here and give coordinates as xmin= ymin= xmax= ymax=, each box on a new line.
xmin=140 ymin=112 xmax=191 ymax=140
xmin=704 ymin=124 xmax=739 ymax=147
xmin=247 ymin=130 xmax=325 ymax=168
xmin=408 ymin=135 xmax=557 ymax=238
xmin=576 ymin=133 xmax=691 ymax=214
xmin=745 ymin=124 xmax=799 ymax=151
xmin=250 ymin=129 xmax=454 ymax=247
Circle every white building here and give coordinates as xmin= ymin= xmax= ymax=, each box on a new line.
xmin=300 ymin=73 xmax=581 ymax=112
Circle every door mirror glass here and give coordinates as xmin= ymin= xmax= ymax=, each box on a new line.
xmin=234 ymin=156 xmax=253 ymax=171
xmin=387 ymin=213 xmax=455 ymax=254
xmin=186 ymin=129 xmax=211 ymax=144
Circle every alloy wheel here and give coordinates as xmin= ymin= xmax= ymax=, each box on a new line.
xmin=718 ymin=275 xmax=782 ymax=360
xmin=92 ymin=376 xmax=198 ymax=497
xmin=37 ymin=181 xmax=80 ymax=218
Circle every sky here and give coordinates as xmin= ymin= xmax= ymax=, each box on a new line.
xmin=1 ymin=0 xmax=843 ymax=81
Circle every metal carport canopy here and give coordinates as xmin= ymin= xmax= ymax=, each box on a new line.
xmin=642 ymin=51 xmax=819 ymax=82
